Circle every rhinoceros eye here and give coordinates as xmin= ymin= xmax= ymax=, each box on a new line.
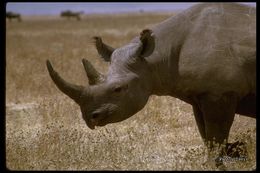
xmin=113 ymin=84 xmax=128 ymax=93
xmin=114 ymin=86 xmax=122 ymax=93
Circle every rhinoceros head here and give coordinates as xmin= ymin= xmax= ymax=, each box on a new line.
xmin=46 ymin=29 xmax=155 ymax=129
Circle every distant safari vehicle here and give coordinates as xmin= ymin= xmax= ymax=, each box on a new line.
xmin=60 ymin=10 xmax=83 ymax=21
xmin=6 ymin=11 xmax=22 ymax=22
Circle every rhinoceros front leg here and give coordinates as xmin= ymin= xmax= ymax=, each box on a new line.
xmin=192 ymin=105 xmax=206 ymax=141
xmin=197 ymin=93 xmax=238 ymax=168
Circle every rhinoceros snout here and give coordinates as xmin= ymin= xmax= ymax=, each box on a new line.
xmin=84 ymin=111 xmax=107 ymax=129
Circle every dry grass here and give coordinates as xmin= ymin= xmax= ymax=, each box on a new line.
xmin=6 ymin=12 xmax=256 ymax=170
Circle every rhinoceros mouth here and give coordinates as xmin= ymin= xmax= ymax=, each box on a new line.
xmin=87 ymin=120 xmax=108 ymax=130
xmin=85 ymin=120 xmax=96 ymax=129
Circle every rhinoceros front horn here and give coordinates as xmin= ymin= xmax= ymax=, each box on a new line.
xmin=46 ymin=60 xmax=84 ymax=104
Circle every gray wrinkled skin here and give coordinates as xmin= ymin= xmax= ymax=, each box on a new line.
xmin=47 ymin=3 xmax=255 ymax=168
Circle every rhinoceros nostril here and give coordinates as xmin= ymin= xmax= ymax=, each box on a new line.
xmin=91 ymin=112 xmax=100 ymax=119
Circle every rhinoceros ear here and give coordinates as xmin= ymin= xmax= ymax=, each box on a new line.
xmin=93 ymin=36 xmax=115 ymax=62
xmin=139 ymin=29 xmax=155 ymax=58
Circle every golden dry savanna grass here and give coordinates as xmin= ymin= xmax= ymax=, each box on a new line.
xmin=6 ymin=12 xmax=256 ymax=170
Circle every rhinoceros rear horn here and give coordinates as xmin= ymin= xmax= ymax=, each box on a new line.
xmin=46 ymin=60 xmax=84 ymax=104
xmin=139 ymin=29 xmax=155 ymax=58
xmin=82 ymin=58 xmax=105 ymax=85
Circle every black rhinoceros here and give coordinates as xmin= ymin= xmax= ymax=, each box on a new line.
xmin=47 ymin=3 xmax=255 ymax=168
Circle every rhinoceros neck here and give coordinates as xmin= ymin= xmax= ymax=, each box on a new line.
xmin=145 ymin=13 xmax=189 ymax=97
xmin=146 ymin=56 xmax=179 ymax=97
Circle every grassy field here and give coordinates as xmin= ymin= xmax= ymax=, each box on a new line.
xmin=6 ymin=13 xmax=256 ymax=170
